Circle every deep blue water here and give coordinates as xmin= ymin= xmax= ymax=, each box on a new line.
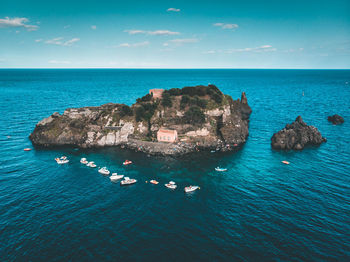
xmin=0 ymin=69 xmax=349 ymax=261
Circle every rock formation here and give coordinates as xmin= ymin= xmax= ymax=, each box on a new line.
xmin=30 ymin=85 xmax=252 ymax=156
xmin=271 ymin=116 xmax=326 ymax=150
xmin=327 ymin=114 xmax=344 ymax=125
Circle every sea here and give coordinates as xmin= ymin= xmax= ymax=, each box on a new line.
xmin=0 ymin=69 xmax=349 ymax=261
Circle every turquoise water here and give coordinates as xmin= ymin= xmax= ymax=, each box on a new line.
xmin=0 ymin=69 xmax=349 ymax=261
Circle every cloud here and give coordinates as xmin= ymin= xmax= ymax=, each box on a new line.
xmin=35 ymin=39 xmax=43 ymax=42
xmin=118 ymin=41 xmax=150 ymax=48
xmin=167 ymin=8 xmax=181 ymax=12
xmin=203 ymin=50 xmax=216 ymax=54
xmin=91 ymin=25 xmax=97 ymax=30
xmin=164 ymin=38 xmax=199 ymax=47
xmin=0 ymin=17 xmax=39 ymax=31
xmin=45 ymin=37 xmax=80 ymax=46
xmin=49 ymin=60 xmax=71 ymax=64
xmin=124 ymin=29 xmax=180 ymax=36
xmin=226 ymin=45 xmax=277 ymax=53
xmin=213 ymin=23 xmax=238 ymax=30
xmin=169 ymin=38 xmax=198 ymax=43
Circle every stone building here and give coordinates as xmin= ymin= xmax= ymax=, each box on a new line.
xmin=157 ymin=128 xmax=178 ymax=143
xmin=149 ymin=89 xmax=164 ymax=99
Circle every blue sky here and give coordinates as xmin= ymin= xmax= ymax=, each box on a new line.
xmin=0 ymin=0 xmax=349 ymax=68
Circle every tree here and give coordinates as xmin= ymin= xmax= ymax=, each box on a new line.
xmin=168 ymin=88 xmax=181 ymax=96
xmin=119 ymin=105 xmax=133 ymax=117
xmin=135 ymin=106 xmax=145 ymax=122
xmin=184 ymin=106 xmax=205 ymax=124
xmin=161 ymin=91 xmax=172 ymax=107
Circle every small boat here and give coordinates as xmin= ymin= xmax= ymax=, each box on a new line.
xmin=110 ymin=173 xmax=124 ymax=182
xmin=120 ymin=177 xmax=137 ymax=186
xmin=24 ymin=148 xmax=32 ymax=151
xmin=55 ymin=157 xmax=69 ymax=164
xmin=80 ymin=158 xmax=88 ymax=164
xmin=282 ymin=160 xmax=290 ymax=165
xmin=215 ymin=167 xmax=227 ymax=172
xmin=210 ymin=150 xmax=216 ymax=153
xmin=165 ymin=181 xmax=177 ymax=189
xmin=123 ymin=160 xmax=132 ymax=166
xmin=150 ymin=180 xmax=159 ymax=185
xmin=98 ymin=167 xmax=110 ymax=175
xmin=87 ymin=161 xmax=97 ymax=168
xmin=184 ymin=185 xmax=200 ymax=193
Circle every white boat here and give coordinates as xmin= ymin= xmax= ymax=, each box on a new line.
xmin=55 ymin=156 xmax=69 ymax=164
xmin=56 ymin=159 xmax=69 ymax=164
xmin=98 ymin=167 xmax=110 ymax=175
xmin=110 ymin=173 xmax=124 ymax=182
xmin=184 ymin=185 xmax=200 ymax=193
xmin=86 ymin=161 xmax=97 ymax=168
xmin=215 ymin=167 xmax=227 ymax=172
xmin=150 ymin=180 xmax=159 ymax=185
xmin=120 ymin=177 xmax=137 ymax=186
xmin=165 ymin=181 xmax=177 ymax=189
xmin=80 ymin=158 xmax=88 ymax=164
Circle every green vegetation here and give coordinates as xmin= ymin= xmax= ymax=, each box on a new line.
xmin=136 ymin=93 xmax=152 ymax=103
xmin=134 ymin=102 xmax=158 ymax=122
xmin=183 ymin=106 xmax=205 ymax=124
xmin=181 ymin=95 xmax=207 ymax=109
xmin=161 ymin=91 xmax=172 ymax=107
xmin=119 ymin=105 xmax=133 ymax=117
xmin=168 ymin=88 xmax=181 ymax=96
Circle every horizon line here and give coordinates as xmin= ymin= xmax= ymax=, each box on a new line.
xmin=0 ymin=68 xmax=349 ymax=70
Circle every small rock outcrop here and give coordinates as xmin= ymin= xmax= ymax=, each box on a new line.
xmin=30 ymin=85 xmax=252 ymax=156
xmin=271 ymin=116 xmax=326 ymax=150
xmin=327 ymin=114 xmax=344 ymax=125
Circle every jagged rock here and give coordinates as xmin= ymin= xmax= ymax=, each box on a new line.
xmin=30 ymin=85 xmax=252 ymax=155
xmin=271 ymin=116 xmax=326 ymax=150
xmin=328 ymin=114 xmax=344 ymax=125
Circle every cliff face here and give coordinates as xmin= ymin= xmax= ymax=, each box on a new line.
xmin=30 ymin=85 xmax=252 ymax=155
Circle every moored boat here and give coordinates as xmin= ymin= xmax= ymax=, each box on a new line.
xmin=123 ymin=160 xmax=132 ymax=166
xmin=165 ymin=181 xmax=177 ymax=189
xmin=55 ymin=156 xmax=69 ymax=164
xmin=24 ymin=148 xmax=32 ymax=151
xmin=215 ymin=167 xmax=227 ymax=172
xmin=184 ymin=185 xmax=200 ymax=193
xmin=150 ymin=180 xmax=159 ymax=185
xmin=98 ymin=167 xmax=110 ymax=175
xmin=86 ymin=161 xmax=97 ymax=168
xmin=110 ymin=173 xmax=124 ymax=182
xmin=282 ymin=160 xmax=290 ymax=165
xmin=120 ymin=177 xmax=137 ymax=185
xmin=80 ymin=158 xmax=88 ymax=164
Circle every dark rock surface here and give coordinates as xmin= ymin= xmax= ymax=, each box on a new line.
xmin=30 ymin=85 xmax=252 ymax=156
xmin=271 ymin=116 xmax=326 ymax=150
xmin=327 ymin=114 xmax=344 ymax=125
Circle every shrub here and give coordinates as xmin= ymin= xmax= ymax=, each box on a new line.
xmin=180 ymin=95 xmax=191 ymax=109
xmin=119 ymin=105 xmax=133 ymax=117
xmin=135 ymin=106 xmax=145 ymax=122
xmin=136 ymin=93 xmax=152 ymax=103
xmin=211 ymin=93 xmax=223 ymax=104
xmin=195 ymin=96 xmax=207 ymax=108
xmin=184 ymin=106 xmax=205 ymax=124
xmin=168 ymin=88 xmax=181 ymax=96
xmin=161 ymin=91 xmax=172 ymax=107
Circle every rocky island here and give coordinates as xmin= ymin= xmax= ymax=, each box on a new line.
xmin=30 ymin=85 xmax=252 ymax=156
xmin=327 ymin=114 xmax=344 ymax=125
xmin=271 ymin=116 xmax=326 ymax=150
